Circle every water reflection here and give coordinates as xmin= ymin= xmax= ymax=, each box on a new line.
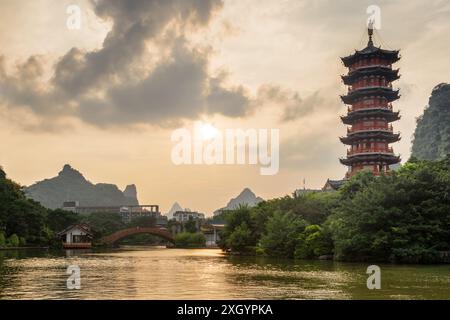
xmin=0 ymin=247 xmax=449 ymax=300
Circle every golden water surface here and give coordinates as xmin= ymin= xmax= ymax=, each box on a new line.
xmin=0 ymin=247 xmax=449 ymax=299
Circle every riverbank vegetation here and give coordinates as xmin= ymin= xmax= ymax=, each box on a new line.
xmin=218 ymin=156 xmax=450 ymax=263
xmin=0 ymin=167 xmax=56 ymax=248
xmin=174 ymin=232 xmax=206 ymax=248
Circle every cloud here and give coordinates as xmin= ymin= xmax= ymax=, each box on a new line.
xmin=280 ymin=127 xmax=345 ymax=172
xmin=0 ymin=0 xmax=314 ymax=130
xmin=255 ymin=85 xmax=318 ymax=122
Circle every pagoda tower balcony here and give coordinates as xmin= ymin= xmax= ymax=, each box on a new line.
xmin=339 ymin=153 xmax=401 ymax=166
xmin=341 ymin=109 xmax=400 ymax=125
xmin=347 ymin=124 xmax=393 ymax=134
xmin=341 ymin=87 xmax=400 ymax=104
xmin=347 ymin=147 xmax=394 ymax=157
xmin=348 ymin=62 xmax=393 ymax=72
xmin=349 ymin=83 xmax=392 ymax=92
xmin=340 ymin=131 xmax=400 ymax=145
xmin=342 ymin=67 xmax=400 ymax=85
xmin=348 ymin=103 xmax=393 ymax=113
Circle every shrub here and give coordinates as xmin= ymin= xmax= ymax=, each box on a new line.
xmin=174 ymin=232 xmax=206 ymax=248
xmin=7 ymin=234 xmax=20 ymax=247
xmin=0 ymin=232 xmax=5 ymax=247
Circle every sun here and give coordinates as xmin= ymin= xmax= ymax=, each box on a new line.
xmin=198 ymin=122 xmax=219 ymax=140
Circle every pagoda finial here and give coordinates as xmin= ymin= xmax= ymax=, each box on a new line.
xmin=367 ymin=20 xmax=374 ymax=47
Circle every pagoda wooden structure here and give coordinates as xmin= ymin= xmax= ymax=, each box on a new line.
xmin=340 ymin=27 xmax=401 ymax=177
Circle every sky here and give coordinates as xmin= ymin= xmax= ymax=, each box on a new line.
xmin=1 ymin=0 xmax=449 ymax=214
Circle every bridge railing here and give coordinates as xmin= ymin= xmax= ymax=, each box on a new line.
xmin=100 ymin=227 xmax=174 ymax=245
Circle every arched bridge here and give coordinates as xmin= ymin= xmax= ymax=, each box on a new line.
xmin=100 ymin=227 xmax=174 ymax=245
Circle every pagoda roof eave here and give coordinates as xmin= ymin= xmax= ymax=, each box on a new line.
xmin=340 ymin=132 xmax=401 ymax=145
xmin=341 ymin=110 xmax=400 ymax=124
xmin=341 ymin=68 xmax=400 ymax=85
xmin=341 ymin=88 xmax=400 ymax=104
xmin=341 ymin=46 xmax=400 ymax=67
xmin=340 ymin=154 xmax=401 ymax=166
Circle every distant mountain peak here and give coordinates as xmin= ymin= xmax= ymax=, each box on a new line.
xmin=214 ymin=188 xmax=263 ymax=215
xmin=58 ymin=164 xmax=85 ymax=180
xmin=25 ymin=165 xmax=139 ymax=209
xmin=123 ymin=184 xmax=137 ymax=199
xmin=238 ymin=187 xmax=255 ymax=196
xmin=166 ymin=202 xmax=183 ymax=219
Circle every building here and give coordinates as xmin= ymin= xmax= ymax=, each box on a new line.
xmin=322 ymin=179 xmax=345 ymax=191
xmin=62 ymin=201 xmax=79 ymax=212
xmin=201 ymin=224 xmax=224 ymax=247
xmin=62 ymin=202 xmax=166 ymax=224
xmin=173 ymin=210 xmax=205 ymax=222
xmin=339 ymin=26 xmax=401 ymax=177
xmin=57 ymin=224 xmax=93 ymax=249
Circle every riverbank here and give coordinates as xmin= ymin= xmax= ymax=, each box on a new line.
xmin=0 ymin=246 xmax=49 ymax=251
xmin=225 ymin=249 xmax=450 ymax=264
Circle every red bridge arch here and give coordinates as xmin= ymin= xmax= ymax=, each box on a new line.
xmin=100 ymin=227 xmax=174 ymax=245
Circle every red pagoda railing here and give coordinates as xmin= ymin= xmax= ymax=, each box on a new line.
xmin=348 ymin=104 xmax=392 ymax=113
xmin=349 ymin=62 xmax=392 ymax=72
xmin=347 ymin=124 xmax=393 ymax=134
xmin=348 ymin=83 xmax=392 ymax=93
xmin=350 ymin=78 xmax=392 ymax=90
xmin=347 ymin=147 xmax=394 ymax=156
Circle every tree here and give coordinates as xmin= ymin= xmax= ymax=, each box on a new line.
xmin=219 ymin=206 xmax=258 ymax=252
xmin=83 ymin=212 xmax=125 ymax=239
xmin=294 ymin=225 xmax=333 ymax=259
xmin=47 ymin=209 xmax=81 ymax=232
xmin=0 ymin=169 xmax=51 ymax=244
xmin=174 ymin=232 xmax=206 ymax=248
xmin=0 ymin=232 xmax=5 ymax=247
xmin=259 ymin=213 xmax=307 ymax=258
xmin=184 ymin=217 xmax=198 ymax=233
xmin=7 ymin=234 xmax=19 ymax=247
xmin=127 ymin=216 xmax=156 ymax=228
xmin=328 ymin=156 xmax=450 ymax=262
xmin=226 ymin=222 xmax=253 ymax=252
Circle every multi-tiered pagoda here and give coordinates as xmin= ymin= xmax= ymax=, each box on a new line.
xmin=339 ymin=27 xmax=401 ymax=177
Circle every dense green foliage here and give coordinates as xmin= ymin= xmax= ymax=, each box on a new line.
xmin=329 ymin=157 xmax=450 ymax=263
xmin=218 ymin=192 xmax=338 ymax=257
xmin=127 ymin=216 xmax=156 ymax=228
xmin=412 ymin=83 xmax=450 ymax=160
xmin=174 ymin=232 xmax=206 ymax=248
xmin=0 ymin=232 xmax=5 ymax=246
xmin=183 ymin=218 xmax=198 ymax=233
xmin=219 ymin=156 xmax=450 ymax=263
xmin=82 ymin=212 xmax=125 ymax=240
xmin=82 ymin=213 xmax=162 ymax=242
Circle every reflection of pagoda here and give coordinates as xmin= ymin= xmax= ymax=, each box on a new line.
xmin=339 ymin=26 xmax=401 ymax=177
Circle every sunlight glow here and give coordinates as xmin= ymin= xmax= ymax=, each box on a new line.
xmin=199 ymin=122 xmax=219 ymax=140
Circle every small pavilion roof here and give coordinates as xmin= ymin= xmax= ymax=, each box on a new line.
xmin=57 ymin=223 xmax=93 ymax=237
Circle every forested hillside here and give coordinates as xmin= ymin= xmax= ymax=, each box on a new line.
xmin=412 ymin=83 xmax=450 ymax=160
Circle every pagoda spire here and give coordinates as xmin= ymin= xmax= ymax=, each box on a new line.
xmin=367 ymin=21 xmax=374 ymax=47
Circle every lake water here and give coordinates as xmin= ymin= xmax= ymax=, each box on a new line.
xmin=0 ymin=246 xmax=449 ymax=300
